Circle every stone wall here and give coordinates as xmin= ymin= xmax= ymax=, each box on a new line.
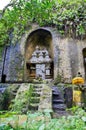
xmin=0 ymin=24 xmax=86 ymax=83
xmin=3 ymin=44 xmax=24 ymax=82
xmin=0 ymin=47 xmax=5 ymax=82
xmin=56 ymin=38 xmax=86 ymax=83
xmin=49 ymin=27 xmax=86 ymax=83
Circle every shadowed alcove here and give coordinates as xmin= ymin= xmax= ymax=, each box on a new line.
xmin=24 ymin=28 xmax=54 ymax=81
xmin=83 ymin=48 xmax=86 ymax=80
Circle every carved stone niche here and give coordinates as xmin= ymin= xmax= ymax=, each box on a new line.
xmin=26 ymin=46 xmax=53 ymax=80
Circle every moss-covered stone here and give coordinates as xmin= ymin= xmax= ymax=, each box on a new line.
xmin=39 ymin=84 xmax=52 ymax=112
xmin=11 ymin=83 xmax=34 ymax=113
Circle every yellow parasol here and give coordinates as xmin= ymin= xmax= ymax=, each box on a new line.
xmin=72 ymin=77 xmax=84 ymax=85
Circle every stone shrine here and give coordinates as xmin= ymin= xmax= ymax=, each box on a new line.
xmin=26 ymin=46 xmax=53 ymax=80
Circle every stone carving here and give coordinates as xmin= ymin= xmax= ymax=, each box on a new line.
xmin=30 ymin=46 xmax=52 ymax=63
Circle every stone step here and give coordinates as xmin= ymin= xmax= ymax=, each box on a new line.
xmin=52 ymin=95 xmax=62 ymax=100
xmin=53 ymin=111 xmax=68 ymax=118
xmin=52 ymin=92 xmax=60 ymax=95
xmin=54 ymin=110 xmax=67 ymax=114
xmin=34 ymin=89 xmax=42 ymax=92
xmin=52 ymin=87 xmax=60 ymax=92
xmin=52 ymin=99 xmax=64 ymax=104
xmin=29 ymin=105 xmax=38 ymax=111
xmin=53 ymin=104 xmax=66 ymax=110
xmin=29 ymin=103 xmax=39 ymax=110
xmin=53 ymin=107 xmax=66 ymax=111
xmin=29 ymin=103 xmax=39 ymax=106
xmin=32 ymin=91 xmax=41 ymax=94
xmin=30 ymin=98 xmax=40 ymax=103
xmin=34 ymin=85 xmax=42 ymax=89
xmin=30 ymin=97 xmax=40 ymax=100
xmin=31 ymin=92 xmax=40 ymax=97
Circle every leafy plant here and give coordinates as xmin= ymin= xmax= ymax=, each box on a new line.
xmin=0 ymin=108 xmax=86 ymax=130
xmin=0 ymin=0 xmax=86 ymax=47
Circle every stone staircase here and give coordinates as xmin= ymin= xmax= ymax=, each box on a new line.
xmin=0 ymin=83 xmax=68 ymax=116
xmin=52 ymin=86 xmax=67 ymax=116
xmin=29 ymin=84 xmax=52 ymax=112
xmin=29 ymin=85 xmax=42 ymax=111
xmin=12 ymin=83 xmax=52 ymax=113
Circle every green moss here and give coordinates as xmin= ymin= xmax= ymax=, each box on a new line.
xmin=0 ymin=47 xmax=4 ymax=60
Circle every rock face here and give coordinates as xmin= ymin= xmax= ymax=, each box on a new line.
xmin=0 ymin=24 xmax=86 ymax=83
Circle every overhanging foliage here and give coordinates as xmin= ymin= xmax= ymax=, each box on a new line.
xmin=0 ymin=0 xmax=86 ymax=46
